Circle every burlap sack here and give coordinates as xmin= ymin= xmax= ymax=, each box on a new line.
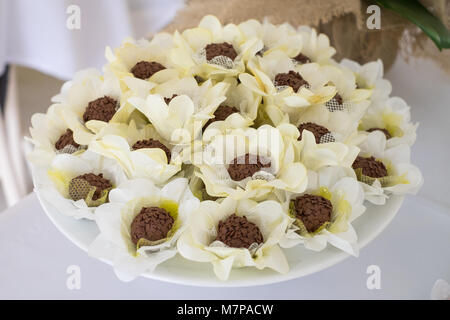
xmin=163 ymin=0 xmax=450 ymax=73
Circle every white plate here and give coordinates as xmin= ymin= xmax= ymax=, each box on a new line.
xmin=35 ymin=179 xmax=404 ymax=287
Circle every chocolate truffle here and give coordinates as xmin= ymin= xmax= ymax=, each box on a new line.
xmin=164 ymin=94 xmax=178 ymax=105
xmin=130 ymin=61 xmax=165 ymax=80
xmin=130 ymin=207 xmax=174 ymax=244
xmin=367 ymin=127 xmax=391 ymax=139
xmin=54 ymin=129 xmax=80 ymax=150
xmin=293 ymin=194 xmax=332 ymax=233
xmin=203 ymin=105 xmax=239 ymax=129
xmin=205 ymin=42 xmax=238 ymax=61
xmin=131 ymin=138 xmax=171 ymax=162
xmin=83 ymin=96 xmax=118 ymax=123
xmin=293 ymin=52 xmax=311 ymax=64
xmin=352 ymin=156 xmax=388 ymax=178
xmin=274 ymin=70 xmax=308 ymax=92
xmin=216 ymin=214 xmax=263 ymax=248
xmin=70 ymin=173 xmax=112 ymax=201
xmin=297 ymin=122 xmax=331 ymax=143
xmin=227 ymin=154 xmax=271 ymax=181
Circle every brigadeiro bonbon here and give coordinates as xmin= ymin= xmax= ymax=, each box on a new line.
xmin=352 ymin=156 xmax=388 ymax=178
xmin=216 ymin=214 xmax=263 ymax=248
xmin=83 ymin=96 xmax=118 ymax=123
xmin=130 ymin=61 xmax=165 ymax=80
xmin=297 ymin=122 xmax=331 ymax=143
xmin=227 ymin=154 xmax=271 ymax=181
xmin=130 ymin=206 xmax=174 ymax=245
xmin=293 ymin=194 xmax=332 ymax=233
xmin=69 ymin=173 xmax=112 ymax=201
xmin=132 ymin=138 xmax=172 ymax=162
xmin=205 ymin=42 xmax=238 ymax=61
xmin=54 ymin=129 xmax=80 ymax=150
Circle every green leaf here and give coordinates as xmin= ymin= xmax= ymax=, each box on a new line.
xmin=376 ymin=0 xmax=450 ymax=50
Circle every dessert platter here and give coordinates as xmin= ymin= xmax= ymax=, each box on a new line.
xmin=29 ymin=15 xmax=422 ymax=286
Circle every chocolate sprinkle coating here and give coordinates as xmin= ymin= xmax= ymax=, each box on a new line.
xmin=205 ymin=42 xmax=238 ymax=61
xmin=227 ymin=154 xmax=271 ymax=181
xmin=352 ymin=156 xmax=388 ymax=178
xmin=216 ymin=214 xmax=263 ymax=248
xmin=130 ymin=207 xmax=174 ymax=245
xmin=294 ymin=194 xmax=332 ymax=233
xmin=298 ymin=122 xmax=331 ymax=143
xmin=54 ymin=129 xmax=79 ymax=150
xmin=130 ymin=61 xmax=165 ymax=80
xmin=164 ymin=94 xmax=178 ymax=105
xmin=73 ymin=173 xmax=112 ymax=201
xmin=203 ymin=105 xmax=239 ymax=129
xmin=367 ymin=127 xmax=391 ymax=139
xmin=83 ymin=96 xmax=118 ymax=123
xmin=132 ymin=138 xmax=171 ymax=162
xmin=274 ymin=71 xmax=308 ymax=92
xmin=293 ymin=52 xmax=311 ymax=64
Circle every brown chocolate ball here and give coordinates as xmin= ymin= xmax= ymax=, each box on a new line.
xmin=70 ymin=173 xmax=112 ymax=201
xmin=83 ymin=96 xmax=118 ymax=123
xmin=130 ymin=207 xmax=174 ymax=244
xmin=293 ymin=194 xmax=332 ymax=233
xmin=205 ymin=42 xmax=238 ymax=61
xmin=367 ymin=128 xmax=391 ymax=139
xmin=216 ymin=214 xmax=263 ymax=248
xmin=227 ymin=154 xmax=271 ymax=181
xmin=352 ymin=156 xmax=388 ymax=178
xmin=203 ymin=105 xmax=239 ymax=129
xmin=297 ymin=122 xmax=331 ymax=143
xmin=130 ymin=61 xmax=165 ymax=80
xmin=54 ymin=129 xmax=80 ymax=150
xmin=293 ymin=52 xmax=311 ymax=64
xmin=164 ymin=94 xmax=178 ymax=105
xmin=131 ymin=138 xmax=171 ymax=162
xmin=274 ymin=70 xmax=309 ymax=92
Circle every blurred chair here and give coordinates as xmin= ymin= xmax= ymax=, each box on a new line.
xmin=0 ymin=66 xmax=30 ymax=207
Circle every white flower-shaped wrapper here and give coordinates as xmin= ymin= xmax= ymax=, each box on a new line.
xmin=196 ymin=124 xmax=308 ymax=200
xmin=28 ymin=103 xmax=85 ymax=168
xmin=294 ymin=130 xmax=360 ymax=171
xmin=129 ymin=77 xmax=228 ymax=144
xmin=105 ymin=34 xmax=180 ymax=92
xmin=54 ymin=68 xmax=144 ymax=146
xmin=239 ymin=50 xmax=337 ymax=125
xmin=280 ymin=166 xmax=366 ymax=256
xmin=35 ymin=151 xmax=127 ymax=220
xmin=88 ymin=121 xmax=183 ymax=185
xmin=359 ymin=96 xmax=418 ymax=148
xmin=296 ymin=65 xmax=372 ymax=140
xmin=340 ymin=58 xmax=392 ymax=104
xmin=355 ymin=130 xmax=423 ymax=205
xmin=296 ymin=26 xmax=336 ymax=65
xmin=171 ymin=15 xmax=262 ymax=80
xmin=88 ymin=177 xmax=200 ymax=281
xmin=177 ymin=197 xmax=290 ymax=281
xmin=238 ymin=19 xmax=302 ymax=57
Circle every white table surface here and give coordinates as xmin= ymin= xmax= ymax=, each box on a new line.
xmin=1 ymin=55 xmax=449 ymax=299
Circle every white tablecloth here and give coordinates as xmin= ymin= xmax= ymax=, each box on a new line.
xmin=0 ymin=38 xmax=449 ymax=299
xmin=0 ymin=192 xmax=448 ymax=299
